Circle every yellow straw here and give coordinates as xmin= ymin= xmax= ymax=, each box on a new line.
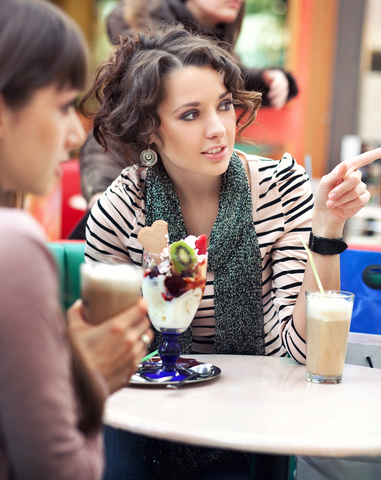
xmin=298 ymin=234 xmax=325 ymax=296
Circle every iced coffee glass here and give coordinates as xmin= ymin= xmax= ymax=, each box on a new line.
xmin=306 ymin=290 xmax=355 ymax=384
xmin=80 ymin=263 xmax=142 ymax=325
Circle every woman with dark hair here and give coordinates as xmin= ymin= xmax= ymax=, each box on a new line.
xmin=80 ymin=24 xmax=372 ymax=480
xmin=106 ymin=0 xmax=298 ymax=108
xmin=0 ymin=1 xmax=152 ymax=478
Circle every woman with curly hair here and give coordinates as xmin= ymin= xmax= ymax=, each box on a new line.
xmin=81 ymin=24 xmax=371 ymax=480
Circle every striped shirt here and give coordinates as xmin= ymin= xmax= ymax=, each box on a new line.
xmin=85 ymin=152 xmax=313 ymax=364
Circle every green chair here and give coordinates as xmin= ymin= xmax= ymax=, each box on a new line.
xmin=47 ymin=242 xmax=66 ymax=312
xmin=64 ymin=242 xmax=85 ymax=309
xmin=47 ymin=241 xmax=85 ymax=312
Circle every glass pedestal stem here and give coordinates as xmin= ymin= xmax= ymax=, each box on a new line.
xmin=159 ymin=332 xmax=181 ymax=372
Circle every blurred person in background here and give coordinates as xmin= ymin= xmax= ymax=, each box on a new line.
xmin=0 ymin=1 xmax=152 ymax=478
xmin=107 ymin=0 xmax=297 ymax=109
xmin=76 ymin=0 xmax=298 ymax=224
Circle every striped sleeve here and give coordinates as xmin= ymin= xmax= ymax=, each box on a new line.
xmin=252 ymin=153 xmax=313 ymax=364
xmin=85 ymin=167 xmax=146 ymax=267
xmin=272 ymin=156 xmax=312 ymax=364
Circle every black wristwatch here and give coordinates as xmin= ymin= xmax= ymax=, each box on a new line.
xmin=308 ymin=231 xmax=348 ymax=255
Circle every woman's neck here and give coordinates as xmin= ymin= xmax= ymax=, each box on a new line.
xmin=0 ymin=189 xmax=24 ymax=208
xmin=174 ymin=173 xmax=221 ymax=203
xmin=167 ymin=170 xmax=221 ymax=239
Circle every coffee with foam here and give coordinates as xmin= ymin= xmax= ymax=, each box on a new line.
xmin=306 ymin=290 xmax=354 ymax=383
xmin=81 ymin=263 xmax=142 ymax=324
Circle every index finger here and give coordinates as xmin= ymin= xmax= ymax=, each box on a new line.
xmin=344 ymin=147 xmax=381 ymax=178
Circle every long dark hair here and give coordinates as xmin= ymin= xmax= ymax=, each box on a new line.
xmin=0 ymin=0 xmax=103 ymax=435
xmin=80 ymin=24 xmax=261 ymax=163
xmin=120 ymin=0 xmax=245 ymax=46
xmin=222 ymin=0 xmax=246 ymax=45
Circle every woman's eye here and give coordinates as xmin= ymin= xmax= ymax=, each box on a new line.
xmin=181 ymin=110 xmax=199 ymax=121
xmin=220 ymin=101 xmax=233 ymax=111
xmin=61 ymin=100 xmax=76 ymax=115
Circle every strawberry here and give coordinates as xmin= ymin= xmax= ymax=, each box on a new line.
xmin=195 ymin=234 xmax=207 ymax=254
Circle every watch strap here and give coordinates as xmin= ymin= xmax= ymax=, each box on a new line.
xmin=308 ymin=231 xmax=348 ymax=255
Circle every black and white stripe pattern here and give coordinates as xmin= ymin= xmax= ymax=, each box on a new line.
xmin=85 ymin=153 xmax=313 ymax=364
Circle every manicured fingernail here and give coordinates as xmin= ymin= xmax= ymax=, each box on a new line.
xmin=327 ymin=200 xmax=335 ymax=208
xmin=328 ymin=192 xmax=337 ymax=200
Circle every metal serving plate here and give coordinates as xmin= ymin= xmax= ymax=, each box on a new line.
xmin=129 ymin=362 xmax=221 ymax=387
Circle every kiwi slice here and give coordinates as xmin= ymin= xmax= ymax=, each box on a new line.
xmin=170 ymin=241 xmax=196 ymax=274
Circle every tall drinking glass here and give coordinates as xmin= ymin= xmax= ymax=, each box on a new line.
xmin=306 ymin=290 xmax=355 ymax=384
xmin=80 ymin=263 xmax=142 ymax=324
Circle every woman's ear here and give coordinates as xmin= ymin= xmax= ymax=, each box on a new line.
xmin=0 ymin=94 xmax=5 ymax=139
xmin=148 ymin=133 xmax=157 ymax=146
xmin=0 ymin=94 xmax=11 ymax=140
xmin=149 ymin=132 xmax=162 ymax=151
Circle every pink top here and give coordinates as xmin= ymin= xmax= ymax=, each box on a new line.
xmin=0 ymin=209 xmax=104 ymax=480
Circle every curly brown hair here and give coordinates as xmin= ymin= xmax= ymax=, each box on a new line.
xmin=80 ymin=24 xmax=261 ymax=164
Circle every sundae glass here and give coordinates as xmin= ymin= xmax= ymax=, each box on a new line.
xmin=138 ymin=221 xmax=207 ymax=380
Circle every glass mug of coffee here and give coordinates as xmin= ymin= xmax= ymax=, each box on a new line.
xmin=80 ymin=263 xmax=142 ymax=325
xmin=306 ymin=290 xmax=355 ymax=384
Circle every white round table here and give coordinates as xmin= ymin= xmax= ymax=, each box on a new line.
xmin=104 ymin=355 xmax=381 ymax=459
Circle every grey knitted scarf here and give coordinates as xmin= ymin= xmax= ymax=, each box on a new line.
xmin=145 ymin=150 xmax=265 ymax=356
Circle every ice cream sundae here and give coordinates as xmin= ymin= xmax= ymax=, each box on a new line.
xmin=138 ymin=221 xmax=207 ymax=333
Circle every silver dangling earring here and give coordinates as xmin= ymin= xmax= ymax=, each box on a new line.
xmin=140 ymin=145 xmax=158 ymax=167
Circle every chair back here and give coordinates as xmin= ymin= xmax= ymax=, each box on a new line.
xmin=340 ymin=247 xmax=381 ymax=334
xmin=47 ymin=241 xmax=85 ymax=311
